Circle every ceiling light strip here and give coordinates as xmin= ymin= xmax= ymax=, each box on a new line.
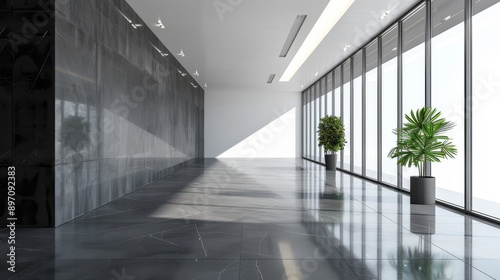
xmin=267 ymin=74 xmax=276 ymax=84
xmin=280 ymin=0 xmax=356 ymax=82
xmin=279 ymin=15 xmax=307 ymax=57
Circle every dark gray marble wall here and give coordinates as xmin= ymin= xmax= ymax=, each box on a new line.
xmin=0 ymin=0 xmax=203 ymax=227
xmin=0 ymin=0 xmax=56 ymax=227
xmin=54 ymin=0 xmax=204 ymax=226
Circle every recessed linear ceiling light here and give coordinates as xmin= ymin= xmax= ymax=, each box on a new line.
xmin=267 ymin=74 xmax=276 ymax=84
xmin=444 ymin=15 xmax=451 ymax=21
xmin=280 ymin=0 xmax=356 ymax=82
xmin=279 ymin=15 xmax=307 ymax=57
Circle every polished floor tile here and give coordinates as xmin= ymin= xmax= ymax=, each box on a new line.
xmin=2 ymin=158 xmax=500 ymax=279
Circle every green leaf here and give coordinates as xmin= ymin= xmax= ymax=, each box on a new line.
xmin=317 ymin=115 xmax=346 ymax=153
xmin=387 ymin=107 xmax=457 ymax=174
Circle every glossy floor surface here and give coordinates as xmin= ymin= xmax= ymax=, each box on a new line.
xmin=1 ymin=158 xmax=500 ymax=279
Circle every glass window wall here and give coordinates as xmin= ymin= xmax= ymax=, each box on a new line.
xmin=301 ymin=0 xmax=500 ymax=222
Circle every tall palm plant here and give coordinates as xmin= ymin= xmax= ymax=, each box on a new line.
xmin=388 ymin=107 xmax=457 ymax=177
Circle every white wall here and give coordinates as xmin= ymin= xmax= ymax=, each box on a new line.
xmin=205 ymin=90 xmax=302 ymax=158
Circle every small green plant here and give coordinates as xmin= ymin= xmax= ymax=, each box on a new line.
xmin=388 ymin=107 xmax=457 ymax=177
xmin=317 ymin=115 xmax=346 ymax=154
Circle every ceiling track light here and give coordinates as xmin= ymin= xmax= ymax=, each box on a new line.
xmin=190 ymin=82 xmax=198 ymax=88
xmin=204 ymin=83 xmax=208 ymax=88
xmin=152 ymin=45 xmax=168 ymax=58
xmin=178 ymin=49 xmax=185 ymax=57
xmin=177 ymin=69 xmax=187 ymax=76
xmin=117 ymin=9 xmax=142 ymax=29
xmin=379 ymin=10 xmax=391 ymax=20
xmin=157 ymin=19 xmax=165 ymax=29
xmin=343 ymin=45 xmax=350 ymax=52
xmin=118 ymin=10 xmax=133 ymax=23
xmin=194 ymin=70 xmax=200 ymax=76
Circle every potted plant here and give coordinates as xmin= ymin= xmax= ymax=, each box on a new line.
xmin=317 ymin=115 xmax=346 ymax=171
xmin=388 ymin=107 xmax=457 ymax=204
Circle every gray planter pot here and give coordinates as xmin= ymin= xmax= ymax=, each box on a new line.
xmin=410 ymin=176 xmax=436 ymax=205
xmin=325 ymin=154 xmax=337 ymax=171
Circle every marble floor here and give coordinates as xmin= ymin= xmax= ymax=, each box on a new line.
xmin=2 ymin=158 xmax=500 ymax=279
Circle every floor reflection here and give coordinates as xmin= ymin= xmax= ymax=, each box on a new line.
xmin=300 ymin=159 xmax=499 ymax=280
xmin=0 ymin=159 xmax=499 ymax=279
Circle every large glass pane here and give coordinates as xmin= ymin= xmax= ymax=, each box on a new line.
xmin=343 ymin=61 xmax=351 ymax=171
xmin=472 ymin=0 xmax=500 ymax=217
xmin=334 ymin=68 xmax=342 ymax=166
xmin=334 ymin=68 xmax=341 ymax=117
xmin=315 ymin=85 xmax=320 ymax=162
xmin=381 ymin=26 xmax=398 ymax=186
xmin=320 ymin=80 xmax=326 ymax=162
xmin=308 ymin=89 xmax=313 ymax=159
xmin=432 ymin=0 xmax=465 ymax=207
xmin=305 ymin=90 xmax=308 ymax=159
xmin=402 ymin=5 xmax=426 ymax=189
xmin=303 ymin=93 xmax=306 ymax=157
xmin=327 ymin=72 xmax=333 ymax=116
xmin=366 ymin=40 xmax=378 ymax=179
xmin=353 ymin=52 xmax=363 ymax=174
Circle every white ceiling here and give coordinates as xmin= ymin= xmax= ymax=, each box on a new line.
xmin=125 ymin=0 xmax=420 ymax=93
